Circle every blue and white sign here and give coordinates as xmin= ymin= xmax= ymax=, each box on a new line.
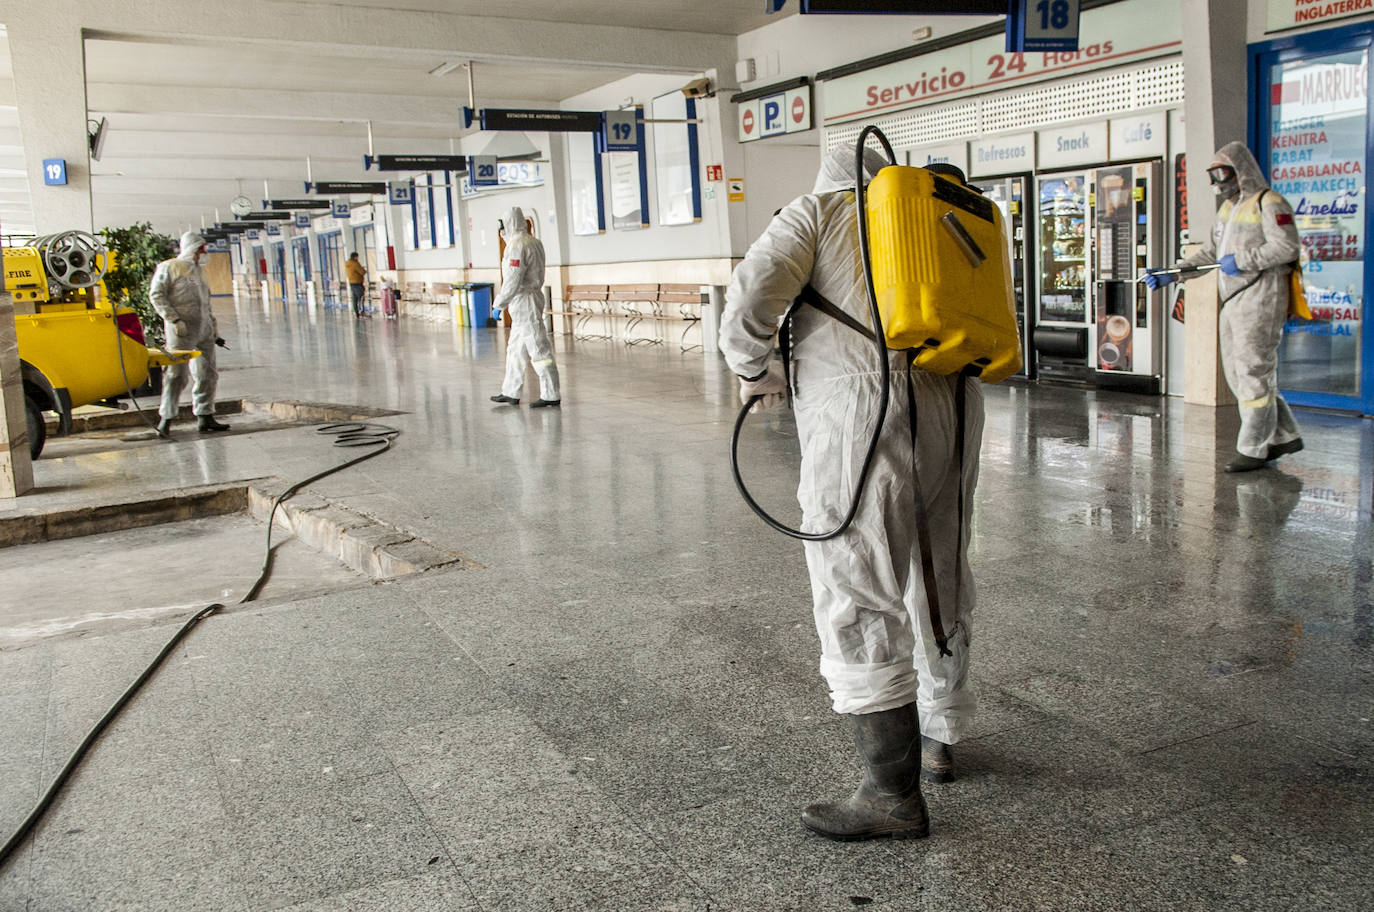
xmin=1010 ymin=0 xmax=1081 ymax=52
xmin=246 ymin=229 xmax=261 ymax=241
xmin=267 ymin=224 xmax=282 ymax=236
xmin=1037 ymin=121 xmax=1107 ymax=169
xmin=603 ymin=110 xmax=639 ymax=152
xmin=209 ymin=239 xmax=229 ymax=253
xmin=388 ymin=181 xmax=414 ymax=204
xmin=969 ymin=132 xmax=1035 ymax=178
xmin=332 ymin=200 xmax=351 ymax=219
xmin=759 ymin=94 xmax=788 ymax=138
xmin=909 ymin=142 xmax=970 ymax=177
xmin=460 ymin=162 xmax=545 ymax=199
xmin=469 ymin=155 xmax=499 ymax=187
xmin=42 ymin=158 xmax=68 ymax=186
xmin=293 ymin=213 xmax=311 ymax=228
xmin=1109 ymin=113 xmax=1166 ymax=160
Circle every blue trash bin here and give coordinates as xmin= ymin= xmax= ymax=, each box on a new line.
xmin=460 ymin=283 xmax=494 ymax=326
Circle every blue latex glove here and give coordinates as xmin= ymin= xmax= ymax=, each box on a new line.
xmin=1219 ymin=254 xmax=1242 ymax=276
xmin=1143 ymin=270 xmax=1175 ymax=291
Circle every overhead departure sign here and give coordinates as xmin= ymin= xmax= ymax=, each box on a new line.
xmin=799 ymin=1 xmax=1008 ymax=11
xmin=366 ymin=154 xmax=470 ymax=172
xmin=308 ymin=181 xmax=387 ymax=194
xmin=464 ymin=106 xmax=602 ymax=132
xmin=240 ymin=211 xmax=292 ymax=221
xmin=267 ymin=198 xmax=332 ymax=210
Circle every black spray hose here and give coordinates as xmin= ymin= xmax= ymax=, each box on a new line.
xmin=0 ymin=421 xmax=398 ymax=871
xmin=729 ymin=125 xmax=897 ymax=541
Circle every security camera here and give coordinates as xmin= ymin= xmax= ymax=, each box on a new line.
xmin=681 ymin=77 xmax=713 ymax=98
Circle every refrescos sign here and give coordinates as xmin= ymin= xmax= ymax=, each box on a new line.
xmin=820 ymin=0 xmax=1180 ymax=125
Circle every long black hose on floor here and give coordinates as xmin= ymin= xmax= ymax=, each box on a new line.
xmin=0 ymin=421 xmax=399 ymax=871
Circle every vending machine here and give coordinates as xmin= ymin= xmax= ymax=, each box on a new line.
xmin=1090 ymin=160 xmax=1165 ymax=393
xmin=973 ymin=174 xmax=1034 ymax=380
xmin=1032 ymin=171 xmax=1093 ymax=383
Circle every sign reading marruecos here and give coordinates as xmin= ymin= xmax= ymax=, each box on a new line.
xmin=820 ymin=0 xmax=1180 ymax=126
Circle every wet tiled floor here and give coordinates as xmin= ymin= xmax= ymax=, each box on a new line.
xmin=1 ymin=300 xmax=1370 ymax=910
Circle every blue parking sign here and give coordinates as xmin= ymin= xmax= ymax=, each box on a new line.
xmin=42 ymin=159 xmax=68 ymax=186
xmin=760 ymin=95 xmax=786 ymax=137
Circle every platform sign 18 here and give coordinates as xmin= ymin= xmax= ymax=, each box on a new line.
xmin=1009 ymin=0 xmax=1080 ymax=53
xmin=603 ymin=110 xmax=639 ymax=152
xmin=42 ymin=158 xmax=68 ymax=186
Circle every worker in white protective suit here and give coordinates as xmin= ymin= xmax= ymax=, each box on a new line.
xmin=720 ymin=146 xmax=986 ymax=841
xmin=1146 ymin=142 xmax=1303 ymax=472
xmin=489 ymin=206 xmax=560 ymax=408
xmin=149 ymin=231 xmax=228 ymax=437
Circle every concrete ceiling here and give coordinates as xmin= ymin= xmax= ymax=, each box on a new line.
xmin=3 ymin=0 xmax=797 ymax=238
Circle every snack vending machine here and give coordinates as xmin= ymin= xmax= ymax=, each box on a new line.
xmin=1091 ymin=160 xmax=1164 ymax=393
xmin=1033 ymin=171 xmax=1092 ymax=382
xmin=974 ymin=174 xmax=1034 ymax=379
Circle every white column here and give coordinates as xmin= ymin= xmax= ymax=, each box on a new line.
xmin=1180 ymin=0 xmax=1249 ymax=407
xmin=6 ymin=5 xmax=95 ymax=233
xmin=1 ymin=293 xmax=35 ymax=497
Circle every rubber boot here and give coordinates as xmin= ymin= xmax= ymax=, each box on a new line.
xmin=801 ymin=703 xmax=929 ymax=841
xmin=198 ymin=415 xmax=230 ymax=433
xmin=1224 ymin=454 xmax=1267 ymax=473
xmin=490 ymin=394 xmax=520 ymax=405
xmin=920 ymin=735 xmax=954 ymax=784
xmin=156 ymin=418 xmax=173 ymax=439
xmin=1267 ymin=437 xmax=1303 ymax=461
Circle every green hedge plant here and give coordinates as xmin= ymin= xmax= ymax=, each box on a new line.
xmin=99 ymin=222 xmax=176 ymax=347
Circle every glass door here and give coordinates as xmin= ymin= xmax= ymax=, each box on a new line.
xmin=1253 ymin=26 xmax=1373 ymax=413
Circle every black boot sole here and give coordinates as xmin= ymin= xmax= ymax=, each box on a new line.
xmin=800 ymin=816 xmax=930 ymax=841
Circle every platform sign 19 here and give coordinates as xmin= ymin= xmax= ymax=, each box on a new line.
xmin=603 ymin=110 xmax=639 ymax=152
xmin=469 ymin=156 xmax=499 ymax=187
xmin=42 ymin=158 xmax=68 ymax=186
xmin=1009 ymin=0 xmax=1080 ymax=53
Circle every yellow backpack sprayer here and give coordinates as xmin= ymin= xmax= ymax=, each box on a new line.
xmin=729 ymin=125 xmax=1022 ymax=655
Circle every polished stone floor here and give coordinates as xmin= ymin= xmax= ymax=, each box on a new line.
xmin=1 ymin=298 xmax=1371 ymax=911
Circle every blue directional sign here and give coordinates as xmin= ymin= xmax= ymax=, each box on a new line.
xmin=1009 ymin=0 xmax=1080 ymax=52
xmin=42 ymin=159 xmax=67 ymax=186
xmin=603 ymin=110 xmax=640 ymax=152
xmin=469 ymin=155 xmax=499 ymax=187
xmin=294 ymin=213 xmax=311 ymax=228
xmin=332 ymin=200 xmax=351 ymax=219
xmin=388 ymin=181 xmax=414 ymax=204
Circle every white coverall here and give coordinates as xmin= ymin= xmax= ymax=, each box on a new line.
xmin=150 ymin=233 xmax=218 ymax=420
xmin=496 ymin=206 xmax=560 ymax=402
xmin=1179 ymin=142 xmax=1303 ymax=459
xmin=720 ymin=147 xmax=985 ymax=743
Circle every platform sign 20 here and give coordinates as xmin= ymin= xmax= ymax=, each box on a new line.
xmin=469 ymin=156 xmax=499 ymax=187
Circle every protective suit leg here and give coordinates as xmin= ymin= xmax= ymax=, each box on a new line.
xmin=159 ymin=362 xmax=189 ymax=421
xmin=801 ymin=703 xmax=929 ymax=841
xmin=189 ymin=338 xmax=219 ymax=417
xmin=802 ymin=370 xmax=982 ymax=745
xmin=501 ymin=327 xmax=532 ymax=399
xmin=533 ymin=358 xmax=560 ymax=403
